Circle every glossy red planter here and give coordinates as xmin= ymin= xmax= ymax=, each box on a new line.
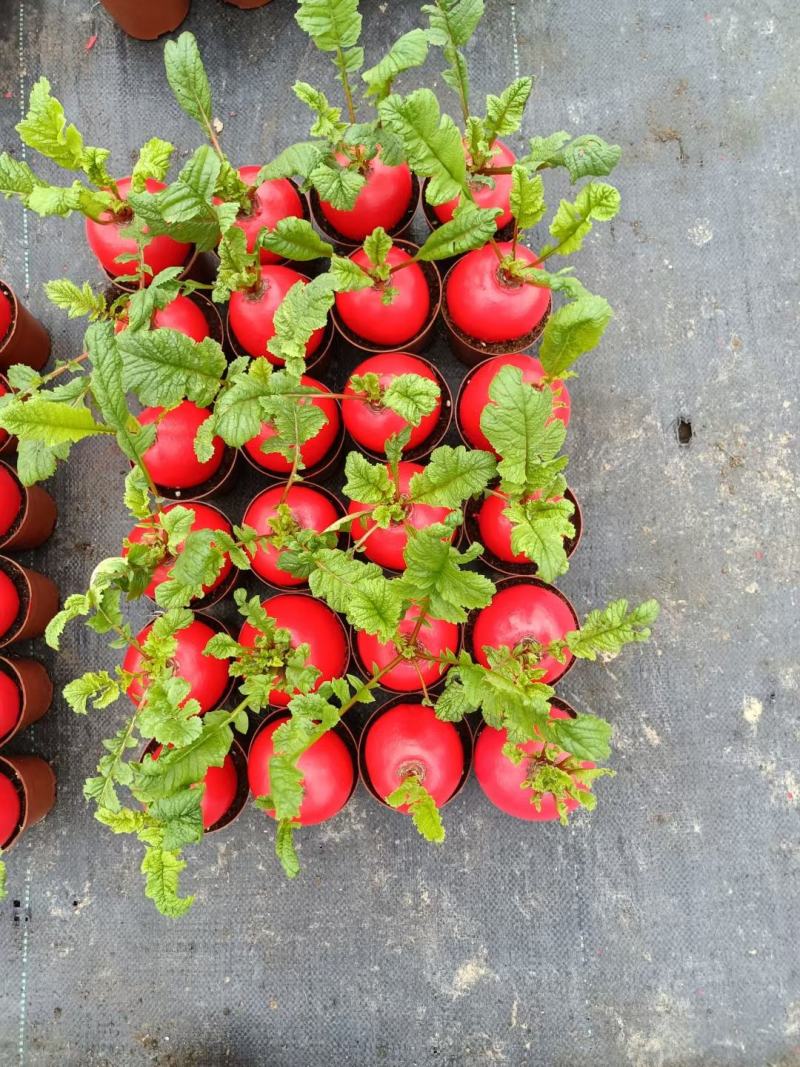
xmin=141 ymin=737 xmax=249 ymax=834
xmin=0 ymin=375 xmax=16 ymax=456
xmin=0 ymin=280 xmax=51 ymax=373
xmin=150 ymin=446 xmax=240 ymax=503
xmin=463 ymin=487 xmax=583 ymax=578
xmin=332 ymin=242 xmax=442 ymax=357
xmin=0 ymin=462 xmax=58 ymax=552
xmin=308 ymin=175 xmax=422 ymax=254
xmin=0 ymin=656 xmax=53 ymax=746
xmin=240 ymin=408 xmax=346 ymax=485
xmin=99 ymin=0 xmax=189 ymax=38
xmin=0 ymin=556 xmax=59 ymax=650
xmin=440 ymin=259 xmax=552 ymax=367
xmin=225 ymin=313 xmax=336 ymax=377
xmin=0 ymin=754 xmax=56 ymax=851
xmin=358 ymin=695 xmax=474 ymax=813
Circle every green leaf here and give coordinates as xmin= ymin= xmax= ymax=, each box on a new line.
xmin=149 ymin=788 xmax=205 ymax=851
xmin=378 ymin=89 xmax=467 ymax=205
xmin=309 ymin=161 xmax=365 ymax=211
xmin=329 ymin=255 xmax=372 ymax=291
xmin=258 ymin=142 xmax=327 ymax=184
xmin=363 ymin=227 xmax=393 ymax=272
xmin=342 ymin=451 xmax=395 ymax=504
xmin=131 ymin=137 xmax=175 ymax=193
xmin=117 ymin=328 xmax=226 ymax=408
xmin=308 ymin=549 xmax=402 ymax=641
xmin=483 ymin=77 xmax=534 ymax=143
xmin=267 ymin=755 xmax=305 ymax=822
xmin=0 ymin=858 xmax=7 ymax=901
xmin=423 ymin=0 xmax=484 ymax=116
xmin=259 ymin=217 xmax=334 ymax=262
xmin=538 ymin=294 xmax=613 ymax=379
xmin=295 ymin=0 xmax=362 ymax=53
xmin=362 ymin=29 xmax=430 ymax=101
xmin=267 ymin=276 xmax=334 ymax=374
xmin=409 ymin=445 xmax=495 ymax=508
xmin=16 ymin=77 xmax=85 ymax=171
xmin=480 ymin=365 xmax=566 ymax=495
xmin=395 ymin=527 xmax=495 ymax=623
xmin=0 ymin=397 xmax=110 ymax=445
xmin=543 ymin=181 xmax=621 ymax=257
xmin=527 ymin=133 xmax=622 ymax=182
xmin=164 ymin=32 xmax=213 ymax=131
xmin=415 ymin=205 xmax=500 ymax=260
xmin=509 ymin=166 xmax=546 ymax=230
xmin=386 ymin=774 xmax=445 ymax=843
xmin=213 ymin=225 xmax=259 ymax=303
xmin=205 ymin=357 xmax=274 ymax=448
xmin=63 ymin=671 xmax=121 ymax=715
xmin=566 ymin=599 xmax=660 ymax=661
xmin=0 ymin=152 xmax=46 ymax=201
xmin=526 ymin=131 xmax=570 ymax=168
xmin=293 ymin=82 xmax=346 ymax=141
xmin=128 ymin=146 xmax=224 ymax=251
xmin=546 ymin=713 xmax=613 ymax=762
xmin=15 ymin=439 xmax=70 ymax=486
xmin=275 ymin=820 xmax=300 ymax=878
xmin=505 ymin=495 xmax=575 ymax=583
xmin=134 ymin=710 xmax=233 ymax=801
xmin=381 ymin=374 xmax=440 ymax=426
xmin=141 ymin=845 xmax=194 ymax=918
xmin=85 ymin=321 xmax=154 ymax=464
xmin=26 ymin=181 xmax=108 ymax=219
xmin=44 ymin=279 xmax=107 ymax=321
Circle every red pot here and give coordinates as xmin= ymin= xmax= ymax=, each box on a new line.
xmin=0 ymin=375 xmax=16 ymax=456
xmin=0 ymin=656 xmax=53 ymax=747
xmin=0 ymin=754 xmax=56 ymax=851
xmin=0 ymin=462 xmax=58 ymax=551
xmin=99 ymin=0 xmax=190 ymax=39
xmin=0 ymin=281 xmax=51 ymax=373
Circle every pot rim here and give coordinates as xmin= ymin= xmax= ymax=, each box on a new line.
xmin=308 ymin=173 xmax=422 ymax=253
xmin=0 ymin=753 xmax=56 ymax=852
xmin=148 ymin=443 xmax=240 ymax=503
xmin=357 ymin=694 xmax=475 ymax=813
xmin=0 ymin=654 xmax=53 ymax=746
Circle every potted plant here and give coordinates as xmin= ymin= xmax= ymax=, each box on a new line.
xmin=0 ymin=754 xmax=56 ymax=851
xmin=0 ymin=280 xmax=51 ymax=372
xmin=0 ymin=656 xmax=53 ymax=746
xmin=0 ymin=461 xmax=58 ymax=551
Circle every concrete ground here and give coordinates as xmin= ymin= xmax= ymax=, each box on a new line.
xmin=0 ymin=1 xmax=798 ymax=1064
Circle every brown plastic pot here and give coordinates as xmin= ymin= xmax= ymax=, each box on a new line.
xmin=0 ymin=281 xmax=51 ymax=373
xmin=0 ymin=754 xmax=56 ymax=851
xmin=150 ymin=445 xmax=240 ymax=504
xmin=226 ymin=311 xmax=336 ymax=378
xmin=0 ymin=656 xmax=53 ymax=746
xmin=0 ymin=462 xmax=58 ymax=552
xmin=344 ymin=355 xmax=453 ymax=464
xmin=463 ymin=486 xmax=583 ymax=578
xmin=224 ymin=0 xmax=272 ymax=7
xmin=308 ymin=175 xmax=422 ymax=254
xmin=440 ymin=259 xmax=552 ymax=367
xmin=358 ymin=694 xmax=474 ymax=812
xmin=240 ymin=409 xmax=347 ymax=485
xmin=465 ymin=575 xmax=580 ymax=686
xmin=141 ymin=737 xmax=250 ymax=834
xmin=0 ymin=556 xmax=59 ymax=650
xmin=332 ymin=241 xmax=442 ymax=357
xmin=0 ymin=374 xmax=16 ymax=456
xmin=99 ymin=0 xmax=190 ymax=39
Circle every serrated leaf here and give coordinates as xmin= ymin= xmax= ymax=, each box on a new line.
xmin=310 ymin=161 xmax=365 ymax=211
xmin=267 ymin=275 xmax=334 ymax=373
xmin=206 ymin=358 xmax=274 ymax=448
xmin=526 ymin=131 xmax=570 ymax=167
xmin=382 ymin=374 xmax=440 ymax=425
xmin=566 ymin=599 xmax=660 ymax=661
xmin=85 ymin=321 xmax=154 ymax=463
xmin=128 ymin=146 xmax=223 ymax=251
xmin=538 ymin=294 xmax=613 ymax=379
xmin=141 ymin=845 xmax=194 ymax=918
xmin=378 ymin=89 xmax=467 ymax=205
xmin=329 ymin=255 xmax=372 ymax=291
xmin=483 ymin=77 xmax=533 ymax=143
xmin=15 ymin=439 xmax=70 ymax=486
xmin=509 ymin=166 xmax=546 ymax=230
xmin=416 ymin=205 xmax=499 ymax=260
xmin=0 ymin=397 xmax=110 ymax=445
xmin=505 ymin=495 xmax=575 ymax=583
xmin=276 ymin=820 xmax=300 ymax=878
xmin=16 ymin=77 xmax=85 ymax=170
xmin=546 ymin=713 xmax=612 ymax=762
xmin=44 ymin=279 xmax=107 ymax=321
xmin=63 ymin=671 xmax=121 ymax=715
xmin=386 ymin=773 xmax=445 ymax=843
xmin=213 ymin=225 xmax=259 ymax=303
xmin=131 ymin=137 xmax=175 ymax=193
xmin=409 ymin=445 xmax=495 ymax=508
xmin=362 ymin=29 xmax=430 ymax=101
xmin=164 ymin=32 xmax=213 ymax=131
xmin=260 ymin=217 xmax=334 ymax=261
xmin=363 ymin=227 xmax=393 ymax=271
xmin=342 ymin=451 xmax=395 ymax=504
xmin=528 ymin=133 xmax=621 ymax=182
xmin=117 ymin=328 xmax=226 ymax=408
xmin=423 ymin=0 xmax=484 ymax=117
xmin=543 ymin=181 xmax=621 ymax=257
xmin=394 ymin=527 xmax=495 ymax=623
xmin=258 ymin=142 xmax=327 ymax=184
xmin=479 ymin=365 xmax=566 ymax=494
xmin=308 ymin=549 xmax=402 ymax=641
xmin=134 ymin=710 xmax=233 ymax=801
xmin=293 ymin=82 xmax=346 ymax=141
xmin=0 ymin=152 xmax=46 ymax=200
xmin=295 ymin=0 xmax=362 ymax=51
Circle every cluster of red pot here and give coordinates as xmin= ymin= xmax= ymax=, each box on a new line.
xmin=98 ymin=0 xmax=272 ymax=43
xmin=0 ymin=290 xmax=59 ymax=853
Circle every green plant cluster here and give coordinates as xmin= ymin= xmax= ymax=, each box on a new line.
xmin=0 ymin=0 xmax=657 ymax=916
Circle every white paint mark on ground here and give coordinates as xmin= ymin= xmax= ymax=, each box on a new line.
xmin=643 ymin=723 xmax=661 ymax=747
xmin=688 ymin=219 xmax=714 ymax=245
xmin=450 ymin=952 xmax=495 ymax=997
xmin=742 ymin=696 xmax=763 ymax=731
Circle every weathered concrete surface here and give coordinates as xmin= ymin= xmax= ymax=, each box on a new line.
xmin=0 ymin=1 xmax=798 ymax=1064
